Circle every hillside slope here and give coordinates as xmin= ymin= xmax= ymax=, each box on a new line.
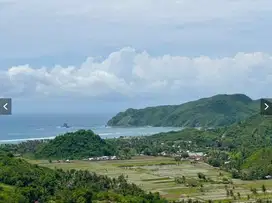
xmin=109 ymin=113 xmax=272 ymax=179
xmin=150 ymin=114 xmax=272 ymax=179
xmin=145 ymin=113 xmax=272 ymax=155
xmin=0 ymin=152 xmax=167 ymax=203
xmin=107 ymin=94 xmax=259 ymax=127
xmin=35 ymin=130 xmax=115 ymax=159
xmin=220 ymin=114 xmax=272 ymax=151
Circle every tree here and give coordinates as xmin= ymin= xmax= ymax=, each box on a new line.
xmin=229 ymin=189 xmax=234 ymax=197
xmin=7 ymin=152 xmax=14 ymax=158
xmin=123 ymin=147 xmax=130 ymax=156
xmin=181 ymin=152 xmax=189 ymax=159
xmin=174 ymin=156 xmax=181 ymax=162
xmin=174 ymin=156 xmax=181 ymax=165
xmin=251 ymin=187 xmax=257 ymax=195
xmin=182 ymin=176 xmax=186 ymax=183
xmin=200 ymin=184 xmax=204 ymax=193
xmin=226 ymin=189 xmax=230 ymax=197
xmin=197 ymin=173 xmax=206 ymax=180
xmin=262 ymin=184 xmax=266 ymax=193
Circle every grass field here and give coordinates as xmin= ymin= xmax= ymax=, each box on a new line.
xmin=27 ymin=156 xmax=272 ymax=202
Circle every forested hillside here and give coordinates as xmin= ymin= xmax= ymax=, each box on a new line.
xmin=35 ymin=130 xmax=116 ymax=159
xmin=107 ymin=94 xmax=259 ymax=127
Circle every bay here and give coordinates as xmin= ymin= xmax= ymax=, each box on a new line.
xmin=0 ymin=114 xmax=182 ymax=143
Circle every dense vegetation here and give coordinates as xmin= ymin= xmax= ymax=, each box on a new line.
xmin=209 ymin=114 xmax=272 ymax=180
xmin=35 ymin=130 xmax=116 ymax=159
xmin=107 ymin=94 xmax=259 ymax=127
xmin=107 ymin=128 xmax=215 ymax=157
xmin=108 ymin=113 xmax=272 ymax=180
xmin=0 ymin=152 xmax=167 ymax=203
xmin=118 ymin=114 xmax=272 ymax=180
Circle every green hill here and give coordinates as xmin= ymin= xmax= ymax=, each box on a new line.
xmin=35 ymin=130 xmax=116 ymax=159
xmin=242 ymin=147 xmax=272 ymax=169
xmin=219 ymin=114 xmax=272 ymax=151
xmin=216 ymin=114 xmax=272 ymax=179
xmin=145 ymin=113 xmax=272 ymax=157
xmin=107 ymin=94 xmax=259 ymax=127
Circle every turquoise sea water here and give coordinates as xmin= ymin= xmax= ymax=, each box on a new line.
xmin=0 ymin=114 xmax=182 ymax=143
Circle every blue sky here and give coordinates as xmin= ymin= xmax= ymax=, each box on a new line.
xmin=1 ymin=0 xmax=272 ymax=113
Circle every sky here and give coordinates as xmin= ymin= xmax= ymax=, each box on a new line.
xmin=1 ymin=0 xmax=272 ymax=114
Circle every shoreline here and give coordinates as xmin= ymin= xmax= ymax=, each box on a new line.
xmin=0 ymin=126 xmax=183 ymax=144
xmin=0 ymin=136 xmax=56 ymax=144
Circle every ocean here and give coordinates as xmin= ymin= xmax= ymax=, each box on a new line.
xmin=0 ymin=114 xmax=182 ymax=143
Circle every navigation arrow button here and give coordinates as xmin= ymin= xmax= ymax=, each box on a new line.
xmin=0 ymin=98 xmax=12 ymax=115
xmin=264 ymin=103 xmax=269 ymax=111
xmin=261 ymin=99 xmax=272 ymax=116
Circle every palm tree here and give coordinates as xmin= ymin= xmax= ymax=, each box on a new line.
xmin=262 ymin=184 xmax=266 ymax=194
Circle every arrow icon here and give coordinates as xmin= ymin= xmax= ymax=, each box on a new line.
xmin=3 ymin=103 xmax=8 ymax=110
xmin=264 ymin=103 xmax=269 ymax=111
xmin=0 ymin=98 xmax=11 ymax=115
xmin=261 ymin=99 xmax=272 ymax=115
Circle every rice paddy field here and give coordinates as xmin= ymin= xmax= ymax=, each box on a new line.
xmin=28 ymin=156 xmax=272 ymax=202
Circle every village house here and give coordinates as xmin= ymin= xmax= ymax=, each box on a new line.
xmin=160 ymin=151 xmax=167 ymax=156
xmin=265 ymin=175 xmax=272 ymax=179
xmin=87 ymin=156 xmax=118 ymax=161
xmin=188 ymin=152 xmax=204 ymax=161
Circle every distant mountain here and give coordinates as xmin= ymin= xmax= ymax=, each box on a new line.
xmin=35 ymin=130 xmax=115 ymax=159
xmin=107 ymin=94 xmax=259 ymax=127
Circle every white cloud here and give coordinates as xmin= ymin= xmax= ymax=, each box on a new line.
xmin=1 ymin=47 xmax=272 ymax=100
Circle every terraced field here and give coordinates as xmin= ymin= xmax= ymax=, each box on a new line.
xmin=28 ymin=156 xmax=272 ymax=202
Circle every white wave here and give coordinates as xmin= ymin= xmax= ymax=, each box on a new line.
xmin=0 ymin=136 xmax=56 ymax=144
xmin=99 ymin=133 xmax=114 ymax=136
